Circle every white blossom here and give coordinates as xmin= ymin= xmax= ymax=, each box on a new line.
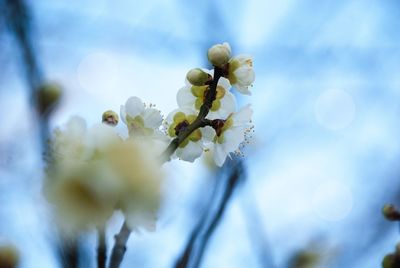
xmin=228 ymin=55 xmax=255 ymax=95
xmin=207 ymin=105 xmax=253 ymax=166
xmin=177 ymin=72 xmax=236 ymax=120
xmin=44 ymin=117 xmax=163 ymax=233
xmin=165 ymin=108 xmax=213 ymax=162
xmin=120 ymin=96 xmax=163 ymax=137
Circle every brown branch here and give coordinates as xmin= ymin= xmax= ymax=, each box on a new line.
xmin=108 ymin=67 xmax=224 ymax=268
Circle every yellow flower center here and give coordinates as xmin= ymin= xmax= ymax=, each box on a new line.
xmin=212 ymin=117 xmax=233 ymax=144
xmin=191 ymin=85 xmax=226 ymax=111
xmin=126 ymin=115 xmax=154 ymax=136
xmin=168 ymin=112 xmax=202 ymax=148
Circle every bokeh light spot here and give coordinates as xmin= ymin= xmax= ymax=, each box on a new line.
xmin=77 ymin=52 xmax=121 ymax=102
xmin=312 ymin=181 xmax=353 ymax=222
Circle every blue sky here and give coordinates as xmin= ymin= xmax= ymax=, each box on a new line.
xmin=1 ymin=0 xmax=400 ymax=267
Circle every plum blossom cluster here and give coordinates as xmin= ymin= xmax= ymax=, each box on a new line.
xmin=43 ymin=43 xmax=255 ymax=257
xmin=167 ymin=42 xmax=255 ymax=166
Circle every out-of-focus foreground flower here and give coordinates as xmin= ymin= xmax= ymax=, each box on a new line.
xmin=43 ymin=116 xmax=163 ymax=234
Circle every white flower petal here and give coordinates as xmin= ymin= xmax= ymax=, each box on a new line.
xmin=218 ymin=76 xmax=231 ymax=90
xmin=201 ymin=126 xmax=216 ymax=143
xmin=125 ymin=96 xmax=145 ymax=117
xmin=176 ymin=141 xmax=203 ymax=162
xmin=235 ymin=54 xmax=253 ymax=64
xmin=233 ymin=105 xmax=253 ymax=126
xmin=219 ymin=91 xmax=237 ymax=117
xmin=214 ymin=144 xmax=228 ymax=167
xmin=177 ymin=86 xmax=196 ymax=109
xmin=233 ymin=84 xmax=251 ymax=95
xmin=85 ymin=124 xmax=119 ymax=150
xmin=222 ymin=127 xmax=245 ymax=153
xmin=66 ymin=116 xmax=87 ymax=138
xmin=120 ymin=105 xmax=127 ymax=124
xmin=142 ymin=108 xmax=163 ymax=129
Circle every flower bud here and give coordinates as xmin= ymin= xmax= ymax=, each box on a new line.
xmin=37 ymin=82 xmax=62 ymax=115
xmin=382 ymin=204 xmax=400 ymax=221
xmin=102 ymin=110 xmax=119 ymax=126
xmin=207 ymin=42 xmax=231 ymax=67
xmin=0 ymin=244 xmax=19 ymax=268
xmin=186 ymin=68 xmax=211 ymax=86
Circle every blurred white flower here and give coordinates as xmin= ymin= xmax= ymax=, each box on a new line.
xmin=208 ymin=105 xmax=253 ymax=166
xmin=228 ymin=55 xmax=255 ymax=95
xmin=44 ymin=117 xmax=163 ymax=233
xmin=207 ymin=42 xmax=231 ymax=67
xmin=120 ymin=96 xmax=164 ymax=137
xmin=177 ymin=73 xmax=236 ymax=120
xmin=165 ymin=108 xmax=213 ymax=162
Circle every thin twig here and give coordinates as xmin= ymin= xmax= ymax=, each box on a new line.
xmin=108 ymin=222 xmax=132 ymax=268
xmin=174 ymin=173 xmax=224 ymax=268
xmin=190 ymin=161 xmax=244 ymax=268
xmin=3 ymin=1 xmax=78 ymax=267
xmin=108 ymin=68 xmax=224 ymax=268
xmin=97 ymin=227 xmax=107 ymax=268
xmin=60 ymin=238 xmax=79 ymax=268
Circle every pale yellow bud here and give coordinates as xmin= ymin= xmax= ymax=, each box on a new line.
xmin=186 ymin=68 xmax=211 ymax=86
xmin=207 ymin=42 xmax=231 ymax=67
xmin=102 ymin=110 xmax=119 ymax=126
xmin=382 ymin=204 xmax=400 ymax=221
xmin=37 ymin=82 xmax=62 ymax=115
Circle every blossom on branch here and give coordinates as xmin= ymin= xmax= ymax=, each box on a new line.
xmin=177 ymin=72 xmax=236 ymax=120
xmin=227 ymin=55 xmax=255 ymax=95
xmin=120 ymin=96 xmax=163 ymax=137
xmin=165 ymin=108 xmax=213 ymax=162
xmin=207 ymin=105 xmax=254 ymax=167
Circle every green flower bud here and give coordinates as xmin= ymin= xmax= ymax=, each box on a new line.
xmin=102 ymin=110 xmax=119 ymax=126
xmin=186 ymin=68 xmax=211 ymax=86
xmin=382 ymin=204 xmax=400 ymax=221
xmin=37 ymin=82 xmax=62 ymax=115
xmin=207 ymin=42 xmax=231 ymax=67
xmin=0 ymin=244 xmax=19 ymax=268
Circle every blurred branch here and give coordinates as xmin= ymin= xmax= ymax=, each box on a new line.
xmin=174 ymin=160 xmax=245 ymax=268
xmin=2 ymin=1 xmax=75 ymax=267
xmin=240 ymin=190 xmax=276 ymax=268
xmin=59 ymin=238 xmax=79 ymax=268
xmin=97 ymin=227 xmax=107 ymax=268
xmin=109 ymin=222 xmax=131 ymax=268
xmin=2 ymin=0 xmax=48 ymax=148
xmin=173 ymin=170 xmax=225 ymax=268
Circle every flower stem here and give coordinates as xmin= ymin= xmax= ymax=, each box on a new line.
xmin=108 ymin=67 xmax=223 ymax=268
